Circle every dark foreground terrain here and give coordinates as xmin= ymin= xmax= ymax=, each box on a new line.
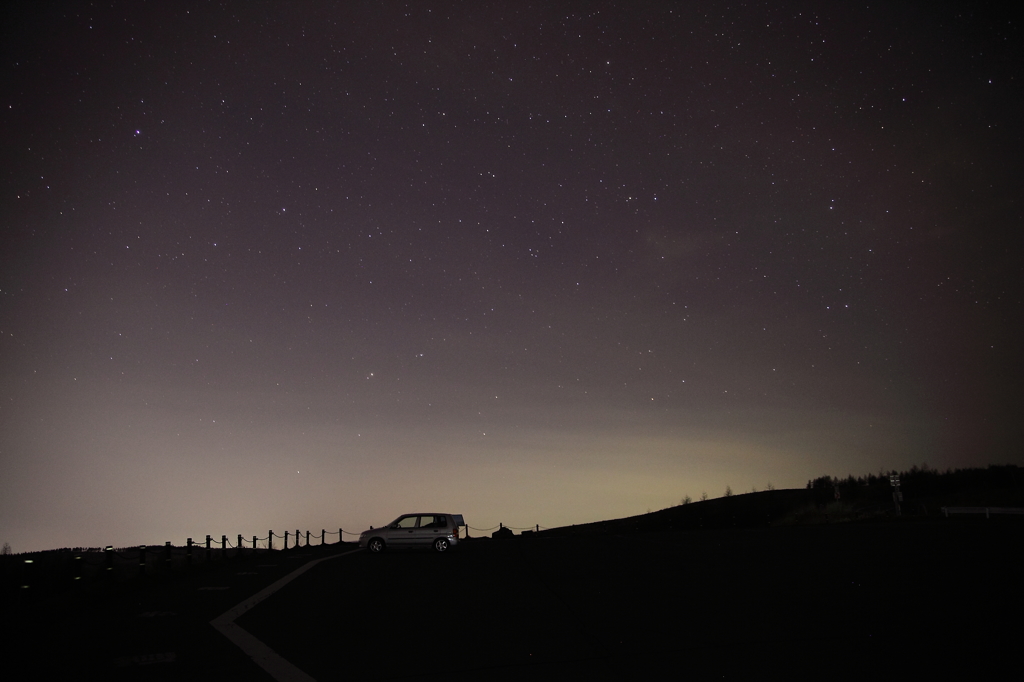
xmin=5 ymin=517 xmax=1020 ymax=680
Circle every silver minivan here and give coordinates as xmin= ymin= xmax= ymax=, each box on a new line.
xmin=359 ymin=513 xmax=464 ymax=553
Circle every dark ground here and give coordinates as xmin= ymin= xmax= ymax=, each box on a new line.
xmin=4 ymin=515 xmax=1020 ymax=680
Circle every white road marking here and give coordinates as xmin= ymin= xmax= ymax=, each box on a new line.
xmin=210 ymin=548 xmax=362 ymax=682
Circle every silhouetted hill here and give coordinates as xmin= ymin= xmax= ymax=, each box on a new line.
xmin=540 ymin=488 xmax=818 ymax=536
xmin=539 ymin=464 xmax=1024 ymax=536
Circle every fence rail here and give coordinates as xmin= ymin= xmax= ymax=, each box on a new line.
xmin=941 ymin=507 xmax=1024 ymax=518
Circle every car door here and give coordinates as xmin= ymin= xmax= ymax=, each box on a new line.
xmin=387 ymin=514 xmax=420 ymax=547
xmin=409 ymin=515 xmax=449 ymax=547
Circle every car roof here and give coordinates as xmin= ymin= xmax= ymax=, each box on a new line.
xmin=388 ymin=513 xmax=465 ymax=526
xmin=399 ymin=512 xmax=455 ymax=517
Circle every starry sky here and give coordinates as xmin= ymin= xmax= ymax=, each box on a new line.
xmin=2 ymin=2 xmax=1022 ymax=552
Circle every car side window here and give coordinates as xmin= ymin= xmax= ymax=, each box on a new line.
xmin=395 ymin=516 xmax=418 ymax=529
xmin=420 ymin=515 xmax=447 ymax=528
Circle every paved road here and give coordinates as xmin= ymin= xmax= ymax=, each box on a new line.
xmin=8 ymin=518 xmax=1020 ymax=680
xmin=9 ymin=547 xmax=338 ymax=681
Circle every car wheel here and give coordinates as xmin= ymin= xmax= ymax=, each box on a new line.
xmin=433 ymin=538 xmax=450 ymax=553
xmin=368 ymin=538 xmax=385 ymax=553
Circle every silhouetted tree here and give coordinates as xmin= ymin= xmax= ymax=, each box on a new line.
xmin=807 ymin=475 xmax=835 ymax=489
xmin=799 ymin=463 xmax=1023 ymax=509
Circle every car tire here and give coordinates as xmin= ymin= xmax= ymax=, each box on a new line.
xmin=432 ymin=538 xmax=450 ymax=553
xmin=367 ymin=538 xmax=385 ymax=553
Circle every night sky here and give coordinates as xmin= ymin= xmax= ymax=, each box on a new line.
xmin=3 ymin=2 xmax=1022 ymax=553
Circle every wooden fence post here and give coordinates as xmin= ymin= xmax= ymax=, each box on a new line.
xmin=237 ymin=534 xmax=243 ymax=557
xmin=296 ymin=529 xmax=301 ymax=548
xmin=284 ymin=530 xmax=289 ymax=550
xmin=321 ymin=529 xmax=325 ymax=545
xmin=206 ymin=535 xmax=211 ymax=563
xmin=253 ymin=535 xmax=257 ymax=551
xmin=268 ymin=531 xmax=273 ymax=551
xmin=221 ymin=535 xmax=227 ymax=559
xmin=339 ymin=528 xmax=343 ymax=544
xmin=306 ymin=530 xmax=310 ymax=547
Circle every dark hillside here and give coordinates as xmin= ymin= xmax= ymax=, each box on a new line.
xmin=540 ymin=464 xmax=1024 ymax=537
xmin=540 ymin=488 xmax=820 ymax=536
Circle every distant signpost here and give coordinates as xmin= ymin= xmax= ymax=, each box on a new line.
xmin=890 ymin=474 xmax=902 ymax=516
